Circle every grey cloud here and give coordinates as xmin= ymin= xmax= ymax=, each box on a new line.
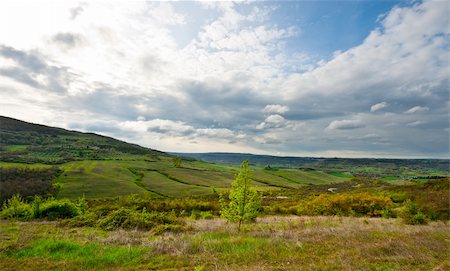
xmin=0 ymin=45 xmax=47 ymax=71
xmin=70 ymin=3 xmax=87 ymax=20
xmin=52 ymin=32 xmax=85 ymax=48
xmin=327 ymin=119 xmax=365 ymax=130
xmin=0 ymin=45 xmax=74 ymax=93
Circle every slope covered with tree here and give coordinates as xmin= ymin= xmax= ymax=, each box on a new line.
xmin=0 ymin=116 xmax=163 ymax=164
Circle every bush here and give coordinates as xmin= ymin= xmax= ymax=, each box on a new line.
xmin=0 ymin=195 xmax=32 ymax=220
xmin=200 ymin=211 xmax=214 ymax=220
xmin=39 ymin=199 xmax=80 ymax=219
xmin=399 ymin=200 xmax=428 ymax=225
xmin=381 ymin=209 xmax=396 ymax=219
xmin=189 ymin=210 xmax=214 ymax=220
xmin=296 ymin=192 xmax=393 ymax=217
xmin=97 ymin=208 xmax=182 ymax=231
xmin=62 ymin=211 xmax=98 ymax=227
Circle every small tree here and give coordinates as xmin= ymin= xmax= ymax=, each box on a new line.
xmin=172 ymin=157 xmax=182 ymax=168
xmin=220 ymin=160 xmax=262 ymax=231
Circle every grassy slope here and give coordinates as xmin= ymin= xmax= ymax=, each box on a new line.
xmin=0 ymin=116 xmax=351 ymax=199
xmin=56 ymin=161 xmax=149 ymax=199
xmin=50 ymin=158 xmax=349 ymax=199
xmin=1 ymin=216 xmax=448 ymax=270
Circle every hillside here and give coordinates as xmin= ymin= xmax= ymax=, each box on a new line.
xmin=175 ymin=152 xmax=450 ymax=179
xmin=0 ymin=116 xmax=163 ymax=164
xmin=0 ymin=116 xmax=351 ymax=200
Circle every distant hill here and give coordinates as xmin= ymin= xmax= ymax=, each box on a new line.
xmin=0 ymin=116 xmax=164 ymax=164
xmin=173 ymin=152 xmax=450 ymax=178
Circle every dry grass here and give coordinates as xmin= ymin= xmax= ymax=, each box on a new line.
xmin=1 ymin=216 xmax=449 ymax=270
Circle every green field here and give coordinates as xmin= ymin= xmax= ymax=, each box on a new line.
xmin=269 ymin=169 xmax=348 ymax=186
xmin=140 ymin=171 xmax=212 ymax=197
xmin=0 ymin=157 xmax=352 ymax=199
xmin=56 ymin=161 xmax=149 ymax=199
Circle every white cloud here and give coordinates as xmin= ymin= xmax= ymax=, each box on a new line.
xmin=327 ymin=119 xmax=365 ymax=130
xmin=263 ymin=104 xmax=289 ymax=114
xmin=405 ymin=106 xmax=429 ymax=114
xmin=0 ymin=1 xmax=448 ymax=158
xmin=370 ymin=102 xmax=388 ymax=112
xmin=279 ymin=0 xmax=449 ymax=100
xmin=256 ymin=114 xmax=286 ymax=129
xmin=406 ymin=120 xmax=425 ymax=127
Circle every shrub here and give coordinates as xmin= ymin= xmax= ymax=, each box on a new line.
xmin=190 ymin=210 xmax=201 ymax=220
xmin=97 ymin=208 xmax=182 ymax=231
xmin=296 ymin=192 xmax=393 ymax=217
xmin=381 ymin=209 xmax=396 ymax=219
xmin=200 ymin=211 xmax=214 ymax=220
xmin=31 ymin=196 xmax=43 ymax=218
xmin=39 ymin=199 xmax=80 ymax=219
xmin=399 ymin=200 xmax=428 ymax=225
xmin=63 ymin=211 xmax=99 ymax=227
xmin=0 ymin=194 xmax=32 ymax=220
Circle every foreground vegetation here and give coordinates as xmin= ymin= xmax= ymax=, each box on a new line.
xmin=1 ymin=216 xmax=448 ymax=270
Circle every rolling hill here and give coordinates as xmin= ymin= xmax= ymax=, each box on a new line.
xmin=174 ymin=152 xmax=450 ymax=178
xmin=0 ymin=116 xmax=352 ymax=200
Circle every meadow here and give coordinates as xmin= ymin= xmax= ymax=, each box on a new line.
xmin=1 ymin=216 xmax=448 ymax=270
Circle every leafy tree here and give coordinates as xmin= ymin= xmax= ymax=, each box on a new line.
xmin=220 ymin=160 xmax=262 ymax=231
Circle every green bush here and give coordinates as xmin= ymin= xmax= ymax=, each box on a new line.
xmin=200 ymin=211 xmax=214 ymax=220
xmin=96 ymin=208 xmax=182 ymax=231
xmin=0 ymin=195 xmax=32 ymax=220
xmin=63 ymin=211 xmax=98 ymax=227
xmin=399 ymin=200 xmax=428 ymax=225
xmin=296 ymin=192 xmax=393 ymax=217
xmin=39 ymin=199 xmax=80 ymax=219
xmin=190 ymin=209 xmax=201 ymax=220
xmin=410 ymin=212 xmax=428 ymax=225
xmin=381 ymin=209 xmax=396 ymax=219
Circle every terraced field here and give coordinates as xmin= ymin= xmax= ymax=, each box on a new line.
xmin=140 ymin=171 xmax=211 ymax=197
xmin=57 ymin=161 xmax=149 ymax=199
xmin=1 ymin=156 xmax=351 ymax=199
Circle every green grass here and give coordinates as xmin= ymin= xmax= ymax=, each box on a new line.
xmin=140 ymin=171 xmax=212 ymax=197
xmin=0 ymin=162 xmax=53 ymax=169
xmin=3 ymin=145 xmax=28 ymax=151
xmin=2 ymin=158 xmax=355 ymax=199
xmin=252 ymin=169 xmax=302 ymax=188
xmin=270 ymin=169 xmax=349 ymax=185
xmin=9 ymin=239 xmax=146 ymax=270
xmin=161 ymin=167 xmax=235 ymax=188
xmin=1 ymin=216 xmax=448 ymax=270
xmin=56 ymin=160 xmax=150 ymax=199
xmin=329 ymin=172 xmax=353 ymax=178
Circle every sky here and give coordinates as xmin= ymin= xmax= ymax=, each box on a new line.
xmin=0 ymin=0 xmax=449 ymax=158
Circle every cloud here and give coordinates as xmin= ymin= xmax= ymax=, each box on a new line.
xmin=256 ymin=114 xmax=286 ymax=129
xmin=263 ymin=104 xmax=289 ymax=114
xmin=405 ymin=106 xmax=429 ymax=114
xmin=327 ymin=119 xmax=365 ymax=130
xmin=70 ymin=2 xmax=87 ymax=20
xmin=406 ymin=120 xmax=425 ymax=127
xmin=52 ymin=32 xmax=85 ymax=48
xmin=0 ymin=1 xmax=448 ymax=158
xmin=370 ymin=102 xmax=388 ymax=112
xmin=0 ymin=45 xmax=74 ymax=93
